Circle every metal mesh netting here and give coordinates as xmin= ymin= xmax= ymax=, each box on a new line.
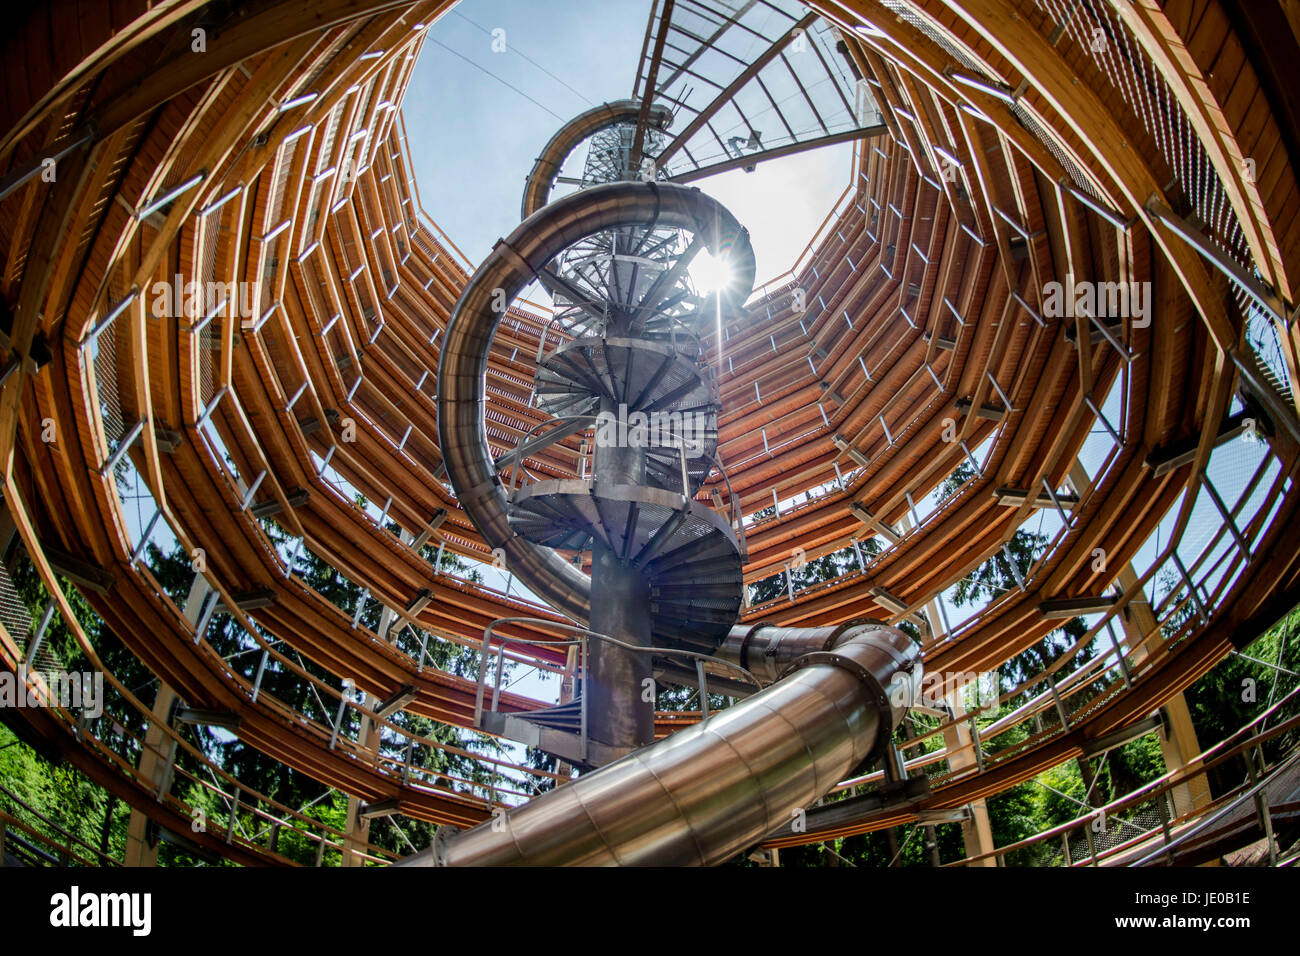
xmin=91 ymin=314 xmax=127 ymax=452
xmin=0 ymin=561 xmax=65 ymax=684
xmin=0 ymin=559 xmax=32 ymax=649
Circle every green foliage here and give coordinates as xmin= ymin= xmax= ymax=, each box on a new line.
xmin=1182 ymin=605 xmax=1300 ymax=797
xmin=0 ymin=505 xmax=529 ymax=865
xmin=747 ymin=539 xmax=879 ymax=606
xmin=4 ymin=476 xmax=1298 ymax=868
xmin=0 ymin=725 xmax=124 ymax=863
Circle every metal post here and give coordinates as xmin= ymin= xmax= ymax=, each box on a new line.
xmin=251 ymin=649 xmax=269 ymax=703
xmin=696 ymin=658 xmax=710 ymax=720
xmin=225 ymin=789 xmax=241 ymax=844
xmin=1083 ymin=815 xmax=1100 ymax=867
xmin=1104 ymin=619 xmax=1132 ymax=688
xmin=155 ymin=738 xmax=179 ymax=801
xmin=580 ymin=635 xmax=589 ymax=763
xmin=491 ymin=645 xmax=506 ymax=712
xmin=1156 ymin=790 xmax=1176 ymax=865
xmin=417 ymin=632 xmax=429 ymax=673
xmin=1002 ymin=541 xmax=1026 ymax=590
xmin=1245 ymin=751 xmax=1279 ymax=865
xmin=588 ymin=542 xmax=655 ymax=748
xmin=329 ymin=694 xmax=349 ymax=750
xmin=1047 ymin=671 xmax=1070 ymax=729
xmin=969 ymin=716 xmax=985 ymax=772
xmin=473 ymin=632 xmax=490 ymax=727
xmin=23 ymin=601 xmax=56 ymax=668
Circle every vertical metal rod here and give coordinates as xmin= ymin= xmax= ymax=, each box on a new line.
xmin=905 ymin=490 xmax=921 ymax=526
xmin=225 ymin=789 xmax=241 ymax=844
xmin=1083 ymin=814 xmax=1100 ymax=867
xmin=491 ymin=645 xmax=506 ymax=712
xmin=580 ymin=636 xmax=589 ymax=763
xmin=130 ymin=509 xmax=163 ymax=564
xmin=695 ymin=659 xmax=709 ymax=720
xmin=1157 ymin=791 xmax=1176 ymax=865
xmin=474 ymin=633 xmax=490 ymax=726
xmin=969 ymin=716 xmax=985 ymax=772
xmin=155 ymin=735 xmax=179 ymax=801
xmin=1246 ymin=751 xmax=1279 ymax=865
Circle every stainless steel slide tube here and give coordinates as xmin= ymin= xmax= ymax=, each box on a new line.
xmin=437 ymin=182 xmax=755 ymax=629
xmin=400 ymin=623 xmax=919 ymax=866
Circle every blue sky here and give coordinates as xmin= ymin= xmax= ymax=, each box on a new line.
xmin=404 ymin=0 xmax=854 ymax=285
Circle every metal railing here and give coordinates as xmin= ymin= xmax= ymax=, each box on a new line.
xmin=498 ymin=414 xmax=750 ymax=560
xmin=472 ymin=617 xmax=763 ymax=763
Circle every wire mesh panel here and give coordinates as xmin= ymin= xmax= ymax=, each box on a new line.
xmin=87 ymin=310 xmax=128 ymax=458
xmin=0 ymin=559 xmax=32 ymax=651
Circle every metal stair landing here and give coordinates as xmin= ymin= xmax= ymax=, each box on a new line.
xmin=479 ymin=700 xmax=631 ymax=769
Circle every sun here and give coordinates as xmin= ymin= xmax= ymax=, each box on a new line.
xmin=689 ymin=247 xmax=734 ymax=294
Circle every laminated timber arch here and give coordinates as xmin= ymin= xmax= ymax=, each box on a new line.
xmin=0 ymin=0 xmax=1297 ymax=864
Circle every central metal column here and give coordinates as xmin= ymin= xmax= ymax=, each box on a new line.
xmin=587 ymin=394 xmax=654 ymax=749
xmin=588 ymin=543 xmax=654 ymax=748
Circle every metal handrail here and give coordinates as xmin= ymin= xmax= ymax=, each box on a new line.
xmin=473 ymin=617 xmax=764 ymax=763
xmin=501 ymin=414 xmax=598 ymax=492
xmin=497 ymin=414 xmax=747 ymax=559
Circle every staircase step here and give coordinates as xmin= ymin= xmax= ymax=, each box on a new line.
xmin=507 ymin=479 xmax=741 ymax=649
